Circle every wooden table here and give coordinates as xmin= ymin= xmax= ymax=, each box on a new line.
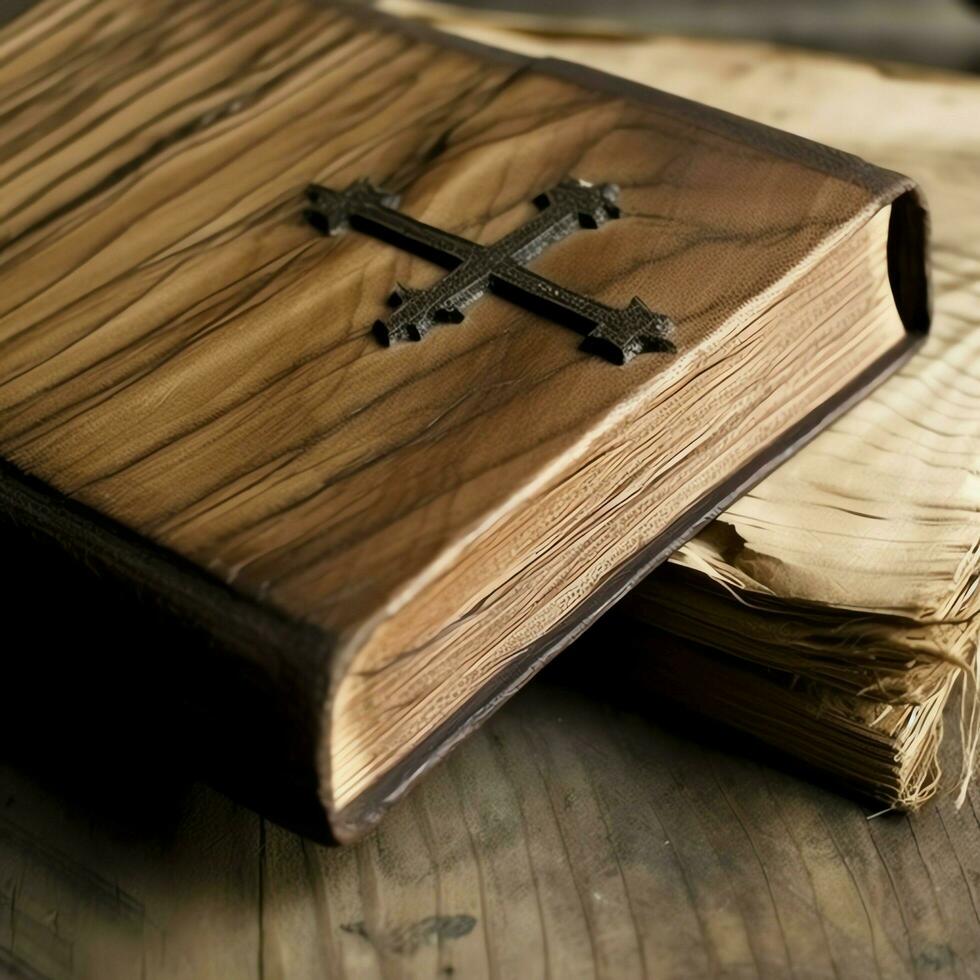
xmin=3 ymin=646 xmax=980 ymax=980
xmin=2 ymin=9 xmax=979 ymax=980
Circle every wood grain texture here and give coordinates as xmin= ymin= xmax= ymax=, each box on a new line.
xmin=2 ymin=636 xmax=980 ymax=980
xmin=0 ymin=0 xmax=924 ymax=836
xmin=0 ymin=10 xmax=975 ymax=976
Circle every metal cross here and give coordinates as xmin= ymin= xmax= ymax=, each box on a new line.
xmin=304 ymin=178 xmax=675 ymax=365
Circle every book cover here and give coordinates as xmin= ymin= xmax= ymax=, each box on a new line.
xmin=0 ymin=0 xmax=928 ymax=839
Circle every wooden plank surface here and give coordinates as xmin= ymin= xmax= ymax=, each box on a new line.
xmin=3 ymin=640 xmax=980 ymax=980
xmin=1 ymin=6 xmax=979 ymax=980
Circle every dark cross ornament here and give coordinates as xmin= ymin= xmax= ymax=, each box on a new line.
xmin=304 ymin=178 xmax=675 ymax=365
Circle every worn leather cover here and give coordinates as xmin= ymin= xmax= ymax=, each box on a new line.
xmin=0 ymin=0 xmax=928 ymax=840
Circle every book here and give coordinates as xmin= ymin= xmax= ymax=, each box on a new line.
xmin=575 ymin=620 xmax=953 ymax=809
xmin=410 ymin=17 xmax=979 ymax=808
xmin=623 ymin=496 xmax=978 ymax=809
xmin=0 ymin=0 xmax=929 ymax=840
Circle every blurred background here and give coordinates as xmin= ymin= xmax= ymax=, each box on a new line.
xmin=1 ymin=0 xmax=979 ymax=70
xmin=380 ymin=0 xmax=980 ymax=71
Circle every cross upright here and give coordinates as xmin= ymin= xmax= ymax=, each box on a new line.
xmin=304 ymin=178 xmax=675 ymax=365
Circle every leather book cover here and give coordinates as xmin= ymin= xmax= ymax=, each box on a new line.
xmin=0 ymin=0 xmax=928 ymax=840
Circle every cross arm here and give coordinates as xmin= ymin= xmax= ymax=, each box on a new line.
xmin=489 ymin=264 xmax=675 ymax=365
xmin=305 ymin=181 xmax=477 ymax=269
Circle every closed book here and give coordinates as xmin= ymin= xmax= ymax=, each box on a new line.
xmin=0 ymin=0 xmax=928 ymax=840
